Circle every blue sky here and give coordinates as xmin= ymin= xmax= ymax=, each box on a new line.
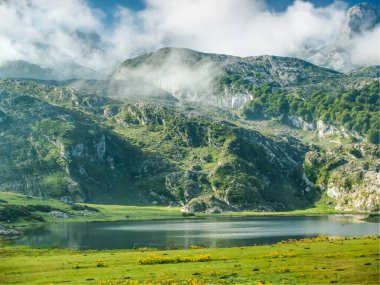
xmin=88 ymin=0 xmax=380 ymax=27
xmin=89 ymin=0 xmax=145 ymax=12
xmin=90 ymin=0 xmax=379 ymax=13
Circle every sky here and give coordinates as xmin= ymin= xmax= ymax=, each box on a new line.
xmin=0 ymin=0 xmax=378 ymax=75
xmin=90 ymin=0 xmax=380 ymax=13
xmin=89 ymin=0 xmax=380 ymax=23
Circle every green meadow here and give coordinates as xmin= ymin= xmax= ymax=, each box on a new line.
xmin=0 ymin=236 xmax=378 ymax=285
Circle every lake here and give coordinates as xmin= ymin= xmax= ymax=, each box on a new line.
xmin=14 ymin=215 xmax=379 ymax=250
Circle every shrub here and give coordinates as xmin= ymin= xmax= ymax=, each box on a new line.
xmin=96 ymin=259 xmax=108 ymax=267
xmin=182 ymin=212 xmax=195 ymax=217
xmin=189 ymin=245 xmax=206 ymax=249
xmin=138 ymin=254 xmax=212 ymax=265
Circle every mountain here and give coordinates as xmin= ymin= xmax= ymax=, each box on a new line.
xmin=0 ymin=60 xmax=59 ymax=80
xmin=111 ymin=47 xmax=341 ymax=108
xmin=339 ymin=3 xmax=380 ymax=42
xmin=0 ymin=47 xmax=378 ymax=212
xmin=0 ymin=79 xmax=316 ymax=211
xmin=0 ymin=60 xmax=102 ymax=81
xmin=304 ymin=3 xmax=380 ymax=72
xmin=111 ymin=48 xmax=378 ymax=141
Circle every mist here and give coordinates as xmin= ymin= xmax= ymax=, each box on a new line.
xmin=0 ymin=0 xmax=378 ymax=77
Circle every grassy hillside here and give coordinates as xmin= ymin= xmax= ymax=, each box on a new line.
xmin=0 ymin=48 xmax=378 ymax=212
xmin=0 ymin=192 xmax=185 ymax=225
xmin=0 ymin=79 xmax=317 ymax=211
xmin=0 ymin=191 xmax=341 ymax=228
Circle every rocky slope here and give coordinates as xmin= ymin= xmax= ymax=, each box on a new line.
xmin=111 ymin=47 xmax=341 ymax=108
xmin=0 ymin=45 xmax=378 ymax=212
xmin=0 ymin=79 xmax=318 ymax=211
xmin=304 ymin=144 xmax=379 ymax=211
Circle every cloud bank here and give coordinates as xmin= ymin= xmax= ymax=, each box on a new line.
xmin=0 ymin=0 xmax=378 ymax=76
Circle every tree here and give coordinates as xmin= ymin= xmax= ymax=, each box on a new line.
xmin=367 ymin=128 xmax=380 ymax=144
xmin=244 ymin=101 xmax=264 ymax=120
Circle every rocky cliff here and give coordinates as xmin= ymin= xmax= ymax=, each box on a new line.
xmin=304 ymin=144 xmax=379 ymax=212
xmin=305 ymin=3 xmax=380 ymax=72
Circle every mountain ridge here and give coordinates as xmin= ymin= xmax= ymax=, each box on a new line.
xmin=111 ymin=47 xmax=343 ymax=109
xmin=0 ymin=42 xmax=378 ymax=212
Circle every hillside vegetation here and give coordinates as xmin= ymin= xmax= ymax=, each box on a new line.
xmin=243 ymin=81 xmax=379 ymax=143
xmin=0 ymin=48 xmax=379 ymax=212
xmin=0 ymin=79 xmax=315 ymax=211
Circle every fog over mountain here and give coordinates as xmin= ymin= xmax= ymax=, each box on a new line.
xmin=302 ymin=2 xmax=380 ymax=71
xmin=0 ymin=0 xmax=378 ymax=79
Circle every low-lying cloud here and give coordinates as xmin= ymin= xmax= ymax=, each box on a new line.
xmin=0 ymin=0 xmax=378 ymax=77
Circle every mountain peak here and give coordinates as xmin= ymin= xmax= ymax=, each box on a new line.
xmin=339 ymin=2 xmax=380 ymax=41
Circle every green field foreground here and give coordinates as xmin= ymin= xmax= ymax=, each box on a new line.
xmin=0 ymin=236 xmax=378 ymax=285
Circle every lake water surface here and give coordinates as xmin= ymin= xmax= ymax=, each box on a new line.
xmin=14 ymin=215 xmax=379 ymax=249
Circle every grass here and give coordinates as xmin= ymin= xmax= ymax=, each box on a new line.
xmin=0 ymin=236 xmax=378 ymax=284
xmin=0 ymin=192 xmax=371 ymax=229
xmin=0 ymin=192 xmax=184 ymax=226
xmin=0 ymin=192 xmax=378 ymax=284
xmin=364 ymin=213 xmax=380 ymax=223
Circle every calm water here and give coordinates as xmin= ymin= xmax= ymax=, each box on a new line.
xmin=14 ymin=215 xmax=379 ymax=249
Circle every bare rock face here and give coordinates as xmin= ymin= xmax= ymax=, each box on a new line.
xmin=339 ymin=3 xmax=380 ymax=42
xmin=327 ymin=170 xmax=380 ymax=212
xmin=305 ymin=3 xmax=380 ymax=72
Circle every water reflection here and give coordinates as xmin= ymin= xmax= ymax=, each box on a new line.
xmin=14 ymin=215 xmax=379 ymax=250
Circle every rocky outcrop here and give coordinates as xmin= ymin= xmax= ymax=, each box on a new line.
xmin=339 ymin=3 xmax=380 ymax=42
xmin=287 ymin=116 xmax=315 ymax=131
xmin=48 ymin=211 xmax=71 ymax=219
xmin=304 ymin=144 xmax=380 ymax=212
xmin=0 ymin=225 xmax=22 ymax=239
xmin=304 ymin=3 xmax=380 ymax=72
xmin=326 ymin=170 xmax=379 ymax=211
xmin=287 ymin=116 xmax=364 ymax=141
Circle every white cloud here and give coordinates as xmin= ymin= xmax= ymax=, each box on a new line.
xmin=0 ymin=0 xmax=378 ymax=76
xmin=349 ymin=26 xmax=380 ymax=66
xmin=136 ymin=0 xmax=346 ymax=57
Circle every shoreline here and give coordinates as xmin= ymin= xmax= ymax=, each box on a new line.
xmin=0 ymin=191 xmax=376 ymax=233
